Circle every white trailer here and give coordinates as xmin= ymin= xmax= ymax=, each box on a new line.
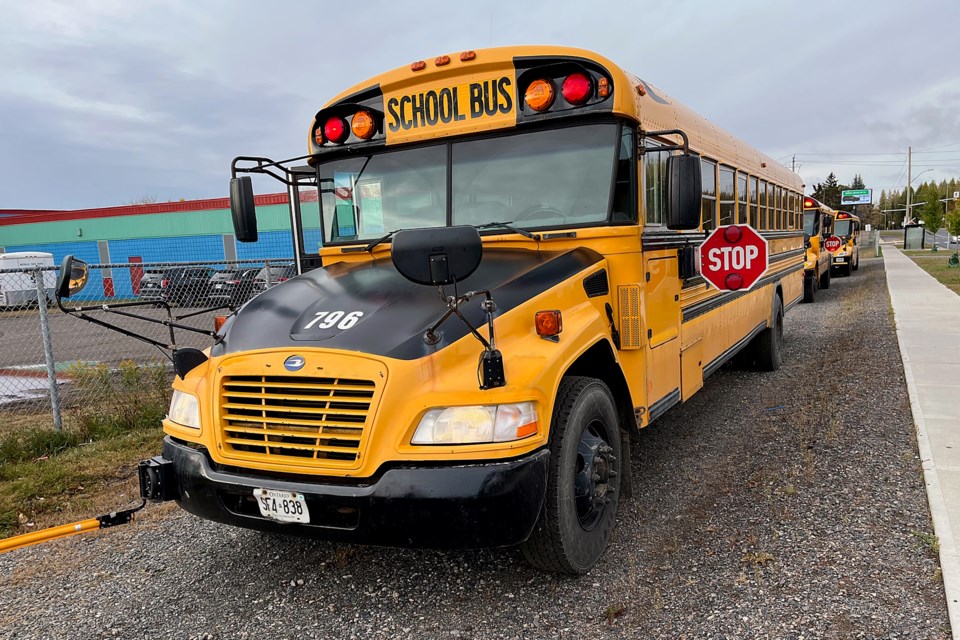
xmin=0 ymin=252 xmax=56 ymax=308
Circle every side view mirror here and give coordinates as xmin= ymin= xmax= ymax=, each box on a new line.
xmin=666 ymin=154 xmax=702 ymax=230
xmin=392 ymin=226 xmax=482 ymax=286
xmin=56 ymin=255 xmax=89 ymax=299
xmin=230 ymin=177 xmax=258 ymax=243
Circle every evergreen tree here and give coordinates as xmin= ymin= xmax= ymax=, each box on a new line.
xmin=851 ymin=174 xmax=866 ymax=189
xmin=917 ymin=182 xmax=943 ymax=230
xmin=812 ymin=172 xmax=844 ymax=209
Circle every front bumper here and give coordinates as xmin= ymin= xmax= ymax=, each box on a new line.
xmin=144 ymin=436 xmax=549 ymax=548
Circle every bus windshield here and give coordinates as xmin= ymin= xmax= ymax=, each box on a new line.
xmin=316 ymin=123 xmax=621 ymax=244
xmin=834 ymin=220 xmax=852 ymax=237
xmin=803 ymin=211 xmax=818 ymax=236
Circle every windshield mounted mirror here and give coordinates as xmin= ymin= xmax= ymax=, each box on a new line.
xmin=56 ymin=255 xmax=89 ymax=299
xmin=230 ymin=177 xmax=258 ymax=243
xmin=666 ymin=154 xmax=702 ymax=230
xmin=392 ymin=226 xmax=482 ymax=286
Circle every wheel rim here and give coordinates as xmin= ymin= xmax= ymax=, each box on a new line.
xmin=573 ymin=421 xmax=617 ymax=531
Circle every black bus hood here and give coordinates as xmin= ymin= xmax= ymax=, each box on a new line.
xmin=211 ymin=247 xmax=603 ymax=361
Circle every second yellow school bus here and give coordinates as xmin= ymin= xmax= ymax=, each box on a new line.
xmin=139 ymin=46 xmax=805 ymax=574
xmin=802 ymin=196 xmax=835 ymax=301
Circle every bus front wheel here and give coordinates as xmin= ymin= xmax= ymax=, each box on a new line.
xmin=521 ymin=377 xmax=621 ymax=575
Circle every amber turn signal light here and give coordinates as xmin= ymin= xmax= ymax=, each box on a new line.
xmin=535 ymin=310 xmax=562 ymax=337
xmin=214 ymin=315 xmax=228 ymax=332
xmin=351 ymin=110 xmax=376 ymax=139
xmin=524 ymin=79 xmax=555 ymax=112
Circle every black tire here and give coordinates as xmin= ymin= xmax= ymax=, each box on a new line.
xmin=803 ymin=274 xmax=816 ymax=303
xmin=521 ymin=377 xmax=621 ymax=575
xmin=844 ymin=263 xmax=852 ymax=277
xmin=852 ymin=256 xmax=859 ymax=272
xmin=820 ymin=265 xmax=831 ymax=290
xmin=752 ymin=295 xmax=783 ymax=372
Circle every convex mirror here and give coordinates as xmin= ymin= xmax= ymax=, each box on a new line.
xmin=56 ymin=255 xmax=89 ymax=299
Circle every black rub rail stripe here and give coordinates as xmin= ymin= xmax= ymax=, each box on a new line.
xmin=683 ymin=249 xmax=801 ymax=290
xmin=647 ymin=387 xmax=680 ymax=423
xmin=641 ymin=230 xmax=804 ymax=251
xmin=702 ymin=321 xmax=767 ymax=378
xmin=681 ymin=263 xmax=803 ymax=323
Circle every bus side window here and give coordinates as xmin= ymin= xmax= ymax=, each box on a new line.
xmin=759 ymin=180 xmax=768 ymax=230
xmin=787 ymin=193 xmax=795 ymax=229
xmin=642 ymin=137 xmax=667 ymax=225
xmin=775 ymin=186 xmax=783 ymax=230
xmin=719 ymin=166 xmax=735 ymax=227
xmin=737 ymin=172 xmax=748 ymax=225
xmin=701 ymin=158 xmax=717 ymax=231
xmin=749 ymin=176 xmax=758 ymax=228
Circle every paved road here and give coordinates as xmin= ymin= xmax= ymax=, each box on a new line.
xmin=0 ymin=304 xmax=221 ymax=370
xmin=0 ymin=257 xmax=950 ymax=639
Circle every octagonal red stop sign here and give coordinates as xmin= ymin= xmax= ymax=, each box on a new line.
xmin=698 ymin=225 xmax=769 ymax=291
xmin=824 ymin=235 xmax=842 ymax=252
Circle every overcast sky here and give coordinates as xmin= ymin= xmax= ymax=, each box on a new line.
xmin=2 ymin=0 xmax=958 ymax=211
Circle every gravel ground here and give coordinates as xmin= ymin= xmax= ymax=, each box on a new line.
xmin=0 ymin=256 xmax=950 ymax=639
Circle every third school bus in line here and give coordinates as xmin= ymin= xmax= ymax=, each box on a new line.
xmin=801 ymin=196 xmax=835 ymax=302
xmin=61 ymin=46 xmax=807 ymax=574
xmin=830 ymin=211 xmax=862 ymax=276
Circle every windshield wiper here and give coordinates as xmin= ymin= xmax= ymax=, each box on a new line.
xmin=364 ymin=229 xmax=400 ymax=253
xmin=475 ymin=221 xmax=540 ymax=242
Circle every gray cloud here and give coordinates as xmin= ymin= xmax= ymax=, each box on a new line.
xmin=1 ymin=0 xmax=959 ymax=209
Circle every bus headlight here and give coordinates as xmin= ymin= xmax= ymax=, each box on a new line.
xmin=168 ymin=390 xmax=200 ymax=429
xmin=411 ymin=402 xmax=538 ymax=445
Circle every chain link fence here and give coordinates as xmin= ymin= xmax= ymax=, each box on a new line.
xmin=0 ymin=258 xmax=293 ymax=432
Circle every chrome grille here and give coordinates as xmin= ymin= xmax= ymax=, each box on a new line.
xmin=219 ymin=375 xmax=376 ymax=465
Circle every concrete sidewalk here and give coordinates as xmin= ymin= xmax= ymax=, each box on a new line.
xmin=885 ymin=245 xmax=960 ymax=637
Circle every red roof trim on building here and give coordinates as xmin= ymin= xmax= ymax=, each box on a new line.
xmin=0 ymin=193 xmax=290 ymax=226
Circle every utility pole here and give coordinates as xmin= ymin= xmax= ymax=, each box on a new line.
xmin=906 ymin=146 xmax=912 ymax=225
xmin=791 ymin=155 xmax=796 ymax=172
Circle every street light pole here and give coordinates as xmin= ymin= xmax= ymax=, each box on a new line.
xmin=906 ymin=146 xmax=911 ymax=220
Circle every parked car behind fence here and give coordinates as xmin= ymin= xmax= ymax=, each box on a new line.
xmin=206 ymin=268 xmax=260 ymax=307
xmin=138 ymin=267 xmax=216 ymax=307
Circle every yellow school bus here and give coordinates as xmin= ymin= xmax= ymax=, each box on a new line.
xmin=830 ymin=211 xmax=861 ymax=276
xmin=801 ymin=196 xmax=835 ymax=301
xmin=108 ymin=46 xmax=805 ymax=574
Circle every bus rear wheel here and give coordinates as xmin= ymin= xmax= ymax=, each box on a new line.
xmin=752 ymin=295 xmax=783 ymax=372
xmin=521 ymin=377 xmax=621 ymax=575
xmin=803 ymin=275 xmax=816 ymax=303
xmin=820 ymin=266 xmax=831 ymax=290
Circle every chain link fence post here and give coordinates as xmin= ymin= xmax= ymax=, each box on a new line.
xmin=33 ymin=268 xmax=62 ymax=431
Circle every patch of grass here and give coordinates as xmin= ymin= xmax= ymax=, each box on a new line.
xmin=0 ymin=361 xmax=170 ymax=537
xmin=905 ymin=254 xmax=960 ymax=295
xmin=912 ymin=530 xmax=940 ymax=558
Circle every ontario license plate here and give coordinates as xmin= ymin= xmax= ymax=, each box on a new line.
xmin=254 ymin=488 xmax=309 ymax=523
xmin=834 ymin=258 xmax=846 ymax=263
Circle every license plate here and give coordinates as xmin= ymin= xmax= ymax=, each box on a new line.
xmin=215 ymin=283 xmax=223 ymax=289
xmin=834 ymin=258 xmax=846 ymax=263
xmin=254 ymin=488 xmax=309 ymax=523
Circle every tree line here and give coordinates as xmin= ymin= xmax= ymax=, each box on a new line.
xmin=810 ymin=172 xmax=960 ymax=235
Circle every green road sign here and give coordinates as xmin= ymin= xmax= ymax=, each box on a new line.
xmin=841 ymin=189 xmax=872 ymax=205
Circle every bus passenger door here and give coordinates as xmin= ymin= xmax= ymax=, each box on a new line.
xmin=643 ymin=256 xmax=681 ymax=417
